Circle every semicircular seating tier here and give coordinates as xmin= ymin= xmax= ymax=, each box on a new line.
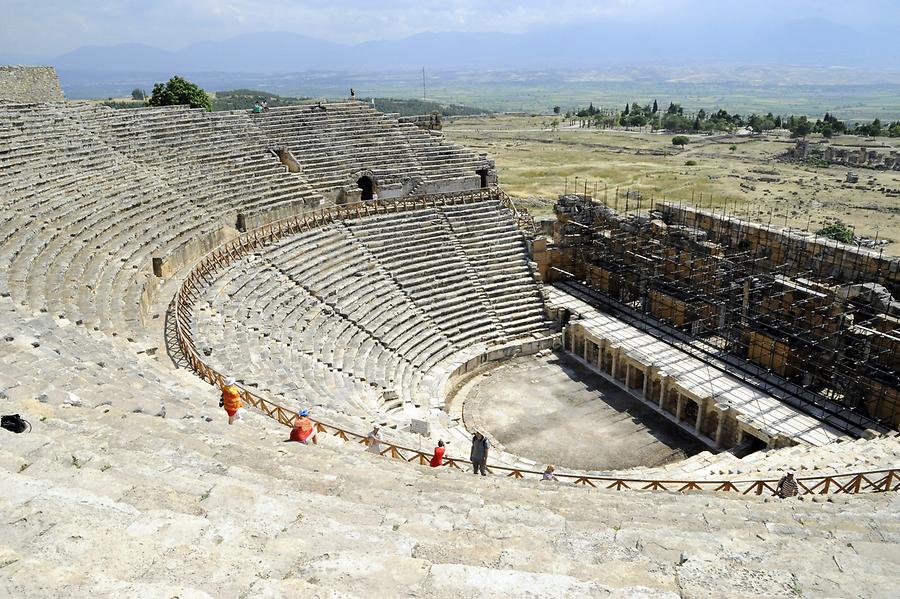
xmin=0 ymin=102 xmax=323 ymax=348
xmin=2 ymin=98 xmax=898 ymax=507
xmin=192 ymin=198 xmax=556 ymax=429
xmin=250 ymin=103 xmax=493 ymax=198
xmin=0 ymin=100 xmax=494 ymax=352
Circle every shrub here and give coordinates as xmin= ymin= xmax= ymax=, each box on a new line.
xmin=816 ymin=222 xmax=854 ymax=244
xmin=672 ymin=135 xmax=689 ymax=148
xmin=685 ymin=160 xmax=697 ymax=166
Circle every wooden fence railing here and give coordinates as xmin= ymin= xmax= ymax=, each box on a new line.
xmin=173 ymin=188 xmax=899 ymax=496
xmin=496 ymin=187 xmax=536 ymax=236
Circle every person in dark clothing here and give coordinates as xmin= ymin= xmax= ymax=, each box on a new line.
xmin=470 ymin=432 xmax=489 ymax=476
xmin=775 ymin=471 xmax=799 ymax=498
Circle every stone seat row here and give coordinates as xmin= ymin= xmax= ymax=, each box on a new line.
xmin=438 ymin=201 xmax=553 ymax=337
xmin=188 ymin=203 xmax=555 ymax=426
xmin=252 ymin=103 xmax=489 ymax=193
xmin=342 ymin=210 xmax=506 ymax=348
xmin=194 ymin=303 xmax=385 ymax=420
xmin=7 ymin=164 xmax=218 ymax=337
xmin=193 ymin=258 xmax=422 ymax=417
xmin=2 ymin=318 xmax=897 ymax=598
xmin=0 ymin=102 xmax=330 ymax=345
xmin=284 ymin=218 xmax=496 ymax=354
xmin=264 ymin=227 xmax=457 ymax=366
xmin=196 ymin=243 xmax=459 ymax=413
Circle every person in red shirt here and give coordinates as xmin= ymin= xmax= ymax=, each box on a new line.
xmin=429 ymin=439 xmax=445 ymax=467
xmin=289 ymin=409 xmax=317 ymax=444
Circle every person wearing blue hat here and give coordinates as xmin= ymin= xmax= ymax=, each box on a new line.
xmin=289 ymin=408 xmax=317 ymax=444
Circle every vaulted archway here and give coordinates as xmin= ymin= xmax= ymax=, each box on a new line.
xmin=357 ymin=176 xmax=374 ymax=201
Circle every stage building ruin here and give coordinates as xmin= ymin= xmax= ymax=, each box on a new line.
xmin=537 ymin=194 xmax=900 ymax=453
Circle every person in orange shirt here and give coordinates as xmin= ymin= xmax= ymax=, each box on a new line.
xmin=289 ymin=409 xmax=317 ymax=444
xmin=219 ymin=376 xmax=243 ymax=425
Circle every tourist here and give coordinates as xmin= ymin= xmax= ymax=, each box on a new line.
xmin=262 ymin=99 xmax=270 ymax=112
xmin=219 ymin=376 xmax=243 ymax=425
xmin=774 ymin=471 xmax=799 ymax=498
xmin=289 ymin=409 xmax=317 ymax=444
xmin=470 ymin=431 xmax=489 ymax=476
xmin=430 ymin=440 xmax=446 ymax=467
xmin=542 ymin=465 xmax=558 ymax=482
xmin=252 ymin=101 xmax=262 ymax=114
xmin=366 ymin=425 xmax=383 ymax=454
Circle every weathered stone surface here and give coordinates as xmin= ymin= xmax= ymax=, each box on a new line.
xmin=0 ymin=65 xmax=64 ymax=101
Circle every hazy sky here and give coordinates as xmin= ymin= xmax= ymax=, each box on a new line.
xmin=1 ymin=0 xmax=897 ymax=56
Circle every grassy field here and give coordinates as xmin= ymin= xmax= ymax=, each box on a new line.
xmin=444 ymin=115 xmax=900 ymax=254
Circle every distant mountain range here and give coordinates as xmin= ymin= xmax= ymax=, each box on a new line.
xmin=4 ymin=19 xmax=898 ymax=73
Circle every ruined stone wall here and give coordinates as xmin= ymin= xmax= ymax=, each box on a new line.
xmin=823 ymin=144 xmax=900 ymax=171
xmin=532 ymin=239 xmax=582 ymax=283
xmin=659 ymin=203 xmax=900 ymax=295
xmin=398 ymin=112 xmax=442 ymax=131
xmin=0 ymin=66 xmax=64 ymax=102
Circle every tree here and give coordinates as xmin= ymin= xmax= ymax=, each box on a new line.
xmin=652 ymin=99 xmax=658 ymax=113
xmin=131 ymin=88 xmax=146 ymax=101
xmin=821 ymin=126 xmax=834 ymax=139
xmin=148 ymin=76 xmax=212 ymax=111
xmin=747 ymin=114 xmax=772 ymax=134
xmin=550 ymin=118 xmax=559 ymax=131
xmin=870 ymin=118 xmax=882 ymax=137
xmin=789 ymin=116 xmax=812 ymax=138
xmin=672 ymin=135 xmax=689 ymax=148
xmin=628 ymin=114 xmax=648 ymax=127
xmin=692 ymin=117 xmax=701 ymax=131
xmin=623 ymin=103 xmax=630 ymax=116
xmin=661 ymin=113 xmax=692 ymax=132
xmin=774 ymin=115 xmax=783 ymax=128
xmin=553 ymin=106 xmax=561 ymax=115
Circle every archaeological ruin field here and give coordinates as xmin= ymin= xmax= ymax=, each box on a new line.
xmin=446 ymin=115 xmax=900 ymax=254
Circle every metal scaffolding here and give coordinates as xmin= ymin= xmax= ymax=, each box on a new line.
xmin=554 ymin=192 xmax=900 ymax=436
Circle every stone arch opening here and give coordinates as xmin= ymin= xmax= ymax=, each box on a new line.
xmin=744 ymin=432 xmax=768 ymax=453
xmin=476 ymin=168 xmax=489 ymax=188
xmin=701 ymin=409 xmax=720 ymax=438
xmin=357 ymin=176 xmax=375 ymax=201
xmin=681 ymin=399 xmax=699 ymax=426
